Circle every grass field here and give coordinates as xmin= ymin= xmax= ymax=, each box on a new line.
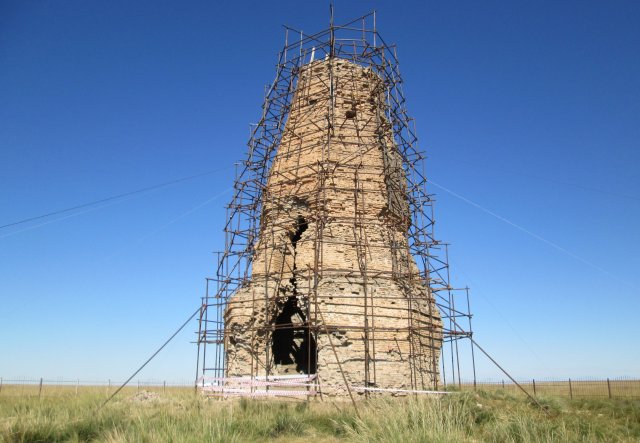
xmin=462 ymin=379 xmax=640 ymax=399
xmin=3 ymin=378 xmax=639 ymax=400
xmin=2 ymin=388 xmax=640 ymax=442
xmin=458 ymin=379 xmax=640 ymax=400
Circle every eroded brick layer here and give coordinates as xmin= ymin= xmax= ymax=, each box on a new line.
xmin=225 ymin=59 xmax=442 ymax=396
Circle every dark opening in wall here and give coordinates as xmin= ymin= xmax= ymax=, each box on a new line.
xmin=271 ymin=296 xmax=317 ymax=374
xmin=288 ymin=216 xmax=308 ymax=246
xmin=271 ymin=215 xmax=316 ymax=374
xmin=272 ymin=296 xmax=300 ymax=366
xmin=297 ymin=328 xmax=317 ymax=374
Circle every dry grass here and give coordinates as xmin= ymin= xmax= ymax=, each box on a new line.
xmin=4 ymin=378 xmax=639 ymax=401
xmin=1 ymin=389 xmax=639 ymax=442
xmin=0 ymin=384 xmax=187 ymax=399
xmin=457 ymin=379 xmax=640 ymax=399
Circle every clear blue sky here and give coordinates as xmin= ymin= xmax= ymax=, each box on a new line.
xmin=1 ymin=1 xmax=638 ymax=383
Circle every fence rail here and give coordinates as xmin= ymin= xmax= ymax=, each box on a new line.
xmin=0 ymin=377 xmax=638 ymax=399
xmin=0 ymin=377 xmax=193 ymax=398
xmin=450 ymin=377 xmax=640 ymax=399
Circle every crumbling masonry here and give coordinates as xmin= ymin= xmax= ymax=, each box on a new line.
xmin=196 ymin=13 xmax=474 ymax=397
xmin=225 ymin=59 xmax=442 ymax=394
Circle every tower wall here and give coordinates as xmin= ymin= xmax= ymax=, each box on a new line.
xmin=224 ymin=59 xmax=442 ymax=395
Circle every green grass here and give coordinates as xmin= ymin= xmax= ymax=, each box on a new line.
xmin=1 ymin=389 xmax=639 ymax=442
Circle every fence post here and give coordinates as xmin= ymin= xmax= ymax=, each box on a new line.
xmin=569 ymin=378 xmax=573 ymax=399
xmin=76 ymin=379 xmax=79 ymax=397
xmin=137 ymin=380 xmax=140 ymax=391
xmin=607 ymin=378 xmax=612 ymax=399
xmin=532 ymin=379 xmax=536 ymax=396
xmin=0 ymin=377 xmax=3 ymax=396
xmin=38 ymin=377 xmax=43 ymax=399
xmin=163 ymin=381 xmax=166 ymax=394
xmin=502 ymin=379 xmax=505 ymax=389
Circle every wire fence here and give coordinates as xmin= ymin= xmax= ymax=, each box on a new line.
xmin=0 ymin=377 xmax=193 ymax=398
xmin=450 ymin=376 xmax=640 ymax=399
xmin=1 ymin=376 xmax=639 ymax=400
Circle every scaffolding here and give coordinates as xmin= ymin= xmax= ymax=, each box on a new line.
xmin=195 ymin=11 xmax=476 ymax=398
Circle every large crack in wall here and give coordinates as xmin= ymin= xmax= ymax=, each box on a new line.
xmin=271 ymin=215 xmax=317 ymax=374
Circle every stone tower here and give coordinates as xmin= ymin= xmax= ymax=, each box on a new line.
xmin=223 ymin=57 xmax=443 ymax=396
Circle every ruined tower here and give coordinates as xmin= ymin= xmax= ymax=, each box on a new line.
xmin=196 ymin=13 xmax=473 ymax=397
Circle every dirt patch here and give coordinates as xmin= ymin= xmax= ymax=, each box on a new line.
xmin=128 ymin=390 xmax=162 ymax=403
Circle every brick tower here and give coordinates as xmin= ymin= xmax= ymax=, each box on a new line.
xmin=196 ymin=13 xmax=474 ymax=398
xmin=223 ymin=58 xmax=442 ymax=395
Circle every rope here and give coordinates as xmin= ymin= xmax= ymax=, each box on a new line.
xmin=99 ymin=305 xmax=201 ymax=409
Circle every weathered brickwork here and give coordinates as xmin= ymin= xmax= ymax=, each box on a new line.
xmin=224 ymin=59 xmax=442 ymax=396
